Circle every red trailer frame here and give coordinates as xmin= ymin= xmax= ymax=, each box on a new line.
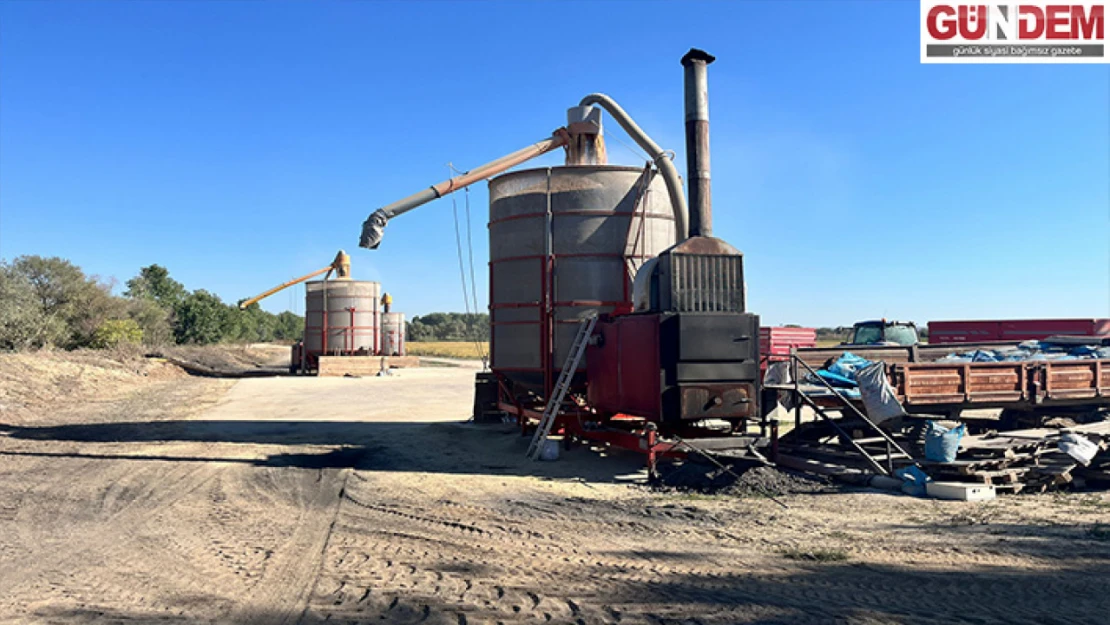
xmin=492 ymin=372 xmax=775 ymax=477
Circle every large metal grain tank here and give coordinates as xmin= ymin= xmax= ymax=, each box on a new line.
xmin=304 ymin=280 xmax=380 ymax=356
xmin=489 ymin=166 xmax=677 ymax=393
xmin=381 ymin=312 xmax=405 ymax=356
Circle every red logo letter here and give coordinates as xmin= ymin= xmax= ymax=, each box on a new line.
xmin=1019 ymin=4 xmax=1045 ymax=38
xmin=1072 ymin=5 xmax=1105 ymax=39
xmin=1046 ymin=5 xmax=1071 ymax=39
xmin=928 ymin=5 xmax=958 ymax=39
xmin=960 ymin=5 xmax=988 ymax=39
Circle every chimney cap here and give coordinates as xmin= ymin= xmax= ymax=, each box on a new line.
xmin=681 ymin=48 xmax=716 ymax=66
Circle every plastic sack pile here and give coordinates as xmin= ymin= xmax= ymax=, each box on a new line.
xmin=807 ymin=353 xmax=907 ymax=415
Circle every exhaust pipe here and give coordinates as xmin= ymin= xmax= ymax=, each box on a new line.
xmin=681 ymin=48 xmax=715 ymax=238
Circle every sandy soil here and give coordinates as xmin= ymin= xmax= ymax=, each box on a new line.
xmin=1 ymin=352 xmax=1110 ymax=624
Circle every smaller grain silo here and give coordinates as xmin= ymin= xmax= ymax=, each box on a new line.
xmin=381 ymin=312 xmax=405 ymax=356
xmin=303 ymin=279 xmax=381 ymax=359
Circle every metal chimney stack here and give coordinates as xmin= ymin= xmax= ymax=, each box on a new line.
xmin=681 ymin=48 xmax=715 ymax=238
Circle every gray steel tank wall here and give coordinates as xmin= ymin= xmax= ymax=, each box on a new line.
xmin=488 ymin=166 xmax=676 ymax=390
xmin=381 ymin=312 xmax=405 ymax=356
xmin=304 ymin=280 xmax=380 ymax=355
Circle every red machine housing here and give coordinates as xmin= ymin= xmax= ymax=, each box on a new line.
xmin=587 ymin=311 xmax=761 ymax=424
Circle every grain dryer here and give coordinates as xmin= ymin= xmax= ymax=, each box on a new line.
xmin=359 ymin=49 xmax=764 ymax=473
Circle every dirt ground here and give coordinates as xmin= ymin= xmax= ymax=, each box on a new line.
xmin=2 ymin=349 xmax=1110 ymax=624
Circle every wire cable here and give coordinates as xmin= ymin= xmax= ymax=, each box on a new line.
xmin=448 ymin=164 xmax=490 ymax=369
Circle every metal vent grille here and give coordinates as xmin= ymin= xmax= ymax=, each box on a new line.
xmin=670 ymin=253 xmax=745 ymax=312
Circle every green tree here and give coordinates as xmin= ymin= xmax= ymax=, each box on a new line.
xmin=5 ymin=256 xmax=127 ymax=348
xmin=125 ymin=264 xmax=186 ymax=309
xmin=174 ymin=290 xmax=231 ymax=344
xmin=273 ymin=311 xmax=303 ymax=341
xmin=0 ymin=262 xmax=55 ymax=349
xmin=223 ymin=303 xmax=279 ymax=343
xmin=127 ymin=298 xmax=174 ymax=346
xmin=407 ymin=312 xmax=489 ymax=342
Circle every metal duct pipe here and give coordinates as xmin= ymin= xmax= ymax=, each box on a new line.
xmin=681 ymin=48 xmax=715 ymax=238
xmin=359 ymin=131 xmax=570 ymax=249
xmin=577 ymin=93 xmax=689 ymax=242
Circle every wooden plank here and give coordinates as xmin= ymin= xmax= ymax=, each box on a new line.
xmin=774 ymin=453 xmax=869 ymax=477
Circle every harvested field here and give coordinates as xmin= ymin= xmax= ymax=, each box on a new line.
xmin=406 ymin=341 xmax=489 ymax=359
xmin=1 ymin=348 xmax=1109 ymax=624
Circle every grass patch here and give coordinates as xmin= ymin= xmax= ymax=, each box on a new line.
xmin=406 ymin=341 xmax=489 ymax=359
xmin=780 ymin=547 xmax=850 ymax=563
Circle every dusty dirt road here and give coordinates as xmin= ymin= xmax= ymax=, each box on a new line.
xmin=2 ymin=355 xmax=1110 ymax=624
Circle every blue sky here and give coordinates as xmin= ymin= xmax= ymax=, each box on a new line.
xmin=1 ymin=0 xmax=1107 ymax=327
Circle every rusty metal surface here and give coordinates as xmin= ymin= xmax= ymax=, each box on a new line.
xmin=1043 ymin=360 xmax=1110 ymax=400
xmin=682 ymin=48 xmax=715 ymax=238
xmin=489 ymin=166 xmax=676 ymax=392
xmin=430 ymin=132 xmax=569 ymax=198
xmin=684 ymin=119 xmax=712 ymax=237
xmin=678 ymin=383 xmax=755 ymax=420
xmin=565 ymin=105 xmax=606 ymax=166
xmin=892 ymin=359 xmax=1110 ymax=408
xmin=894 ymin=362 xmax=1027 ymax=405
xmin=360 ymin=132 xmax=571 ymax=250
xmin=649 ymin=236 xmax=746 ymax=314
xmin=670 ymin=252 xmax=745 ymax=313
xmin=666 ymin=235 xmax=741 ymax=256
xmin=578 ymin=93 xmax=688 ymax=240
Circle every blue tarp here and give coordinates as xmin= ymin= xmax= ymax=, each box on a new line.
xmin=811 ymin=352 xmax=875 ymax=389
xmin=936 ymin=340 xmax=1110 ymax=363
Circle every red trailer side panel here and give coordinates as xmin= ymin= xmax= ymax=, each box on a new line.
xmin=1000 ymin=319 xmax=1108 ymax=340
xmin=929 ymin=319 xmax=1110 ymax=343
xmin=759 ymin=327 xmax=817 ymax=358
xmin=927 ymin=320 xmax=1002 ymax=343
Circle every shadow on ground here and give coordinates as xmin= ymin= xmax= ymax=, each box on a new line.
xmin=28 ymin=557 xmax=1110 ymax=625
xmin=0 ymin=419 xmax=648 ymax=482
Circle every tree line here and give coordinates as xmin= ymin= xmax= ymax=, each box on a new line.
xmin=0 ymin=255 xmax=303 ymax=350
xmin=407 ymin=312 xmax=489 ymax=342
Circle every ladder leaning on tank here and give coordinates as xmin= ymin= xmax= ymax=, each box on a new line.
xmin=526 ymin=313 xmax=599 ymax=460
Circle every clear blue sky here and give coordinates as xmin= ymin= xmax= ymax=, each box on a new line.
xmin=1 ymin=1 xmax=1107 ymax=327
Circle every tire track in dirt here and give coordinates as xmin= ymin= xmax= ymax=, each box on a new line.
xmin=6 ymin=363 xmax=1110 ymax=624
xmin=302 ymin=471 xmax=1110 ymax=625
xmin=0 ymin=373 xmax=354 ymax=625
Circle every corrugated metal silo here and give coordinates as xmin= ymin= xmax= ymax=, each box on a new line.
xmin=304 ymin=280 xmax=380 ymax=356
xmin=381 ymin=312 xmax=405 ymax=356
xmin=488 ymin=165 xmax=676 ymax=394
